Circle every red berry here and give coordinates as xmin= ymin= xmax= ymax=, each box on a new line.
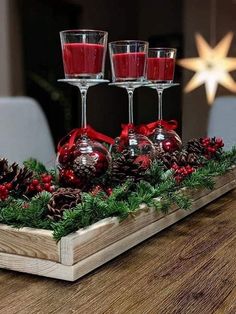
xmin=0 ymin=185 xmax=6 ymax=192
xmin=28 ymin=184 xmax=35 ymax=191
xmin=5 ymin=183 xmax=13 ymax=190
xmin=106 ymin=188 xmax=113 ymax=196
xmin=43 ymin=183 xmax=51 ymax=191
xmin=36 ymin=185 xmax=43 ymax=192
xmin=187 ymin=168 xmax=193 ymax=174
xmin=175 ymin=175 xmax=182 ymax=183
xmin=172 ymin=163 xmax=179 ymax=170
xmin=42 ymin=176 xmax=51 ymax=183
xmin=215 ymin=138 xmax=224 ymax=148
xmin=49 ymin=185 xmax=55 ymax=193
xmin=32 ymin=179 xmax=39 ymax=186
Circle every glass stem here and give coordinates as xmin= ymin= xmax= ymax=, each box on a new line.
xmin=157 ymin=88 xmax=163 ymax=121
xmin=127 ymin=88 xmax=134 ymax=124
xmin=80 ymin=87 xmax=88 ymax=129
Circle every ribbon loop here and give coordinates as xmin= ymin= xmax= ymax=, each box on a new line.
xmin=119 ymin=120 xmax=178 ymax=139
xmin=57 ymin=125 xmax=114 ymax=154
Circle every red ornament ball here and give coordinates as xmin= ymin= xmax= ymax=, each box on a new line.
xmin=59 ymin=169 xmax=85 ymax=188
xmin=150 ymin=127 xmax=182 ymax=153
xmin=57 ymin=137 xmax=111 ymax=189
xmin=162 ymin=137 xmax=180 ymax=152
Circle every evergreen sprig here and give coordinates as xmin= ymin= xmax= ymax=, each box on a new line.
xmin=0 ymin=147 xmax=235 ymax=240
xmin=0 ymin=192 xmax=52 ymax=230
xmin=23 ymin=158 xmax=47 ymax=174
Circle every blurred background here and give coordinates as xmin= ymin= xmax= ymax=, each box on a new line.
xmin=0 ymin=0 xmax=236 ymax=149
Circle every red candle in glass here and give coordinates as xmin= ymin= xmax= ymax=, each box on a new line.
xmin=112 ymin=52 xmax=146 ymax=79
xmin=147 ymin=57 xmax=175 ymax=81
xmin=62 ymin=43 xmax=104 ymax=77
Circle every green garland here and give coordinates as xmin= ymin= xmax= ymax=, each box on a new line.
xmin=0 ymin=147 xmax=235 ymax=240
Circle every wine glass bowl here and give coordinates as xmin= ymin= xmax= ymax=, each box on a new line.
xmin=57 ymin=136 xmax=111 ymax=189
xmin=112 ymin=130 xmax=155 ymax=161
xmin=109 ymin=40 xmax=148 ymax=82
xmin=147 ymin=48 xmax=176 ymax=84
xmin=151 ymin=127 xmax=182 ymax=154
xmin=60 ymin=29 xmax=108 ymax=79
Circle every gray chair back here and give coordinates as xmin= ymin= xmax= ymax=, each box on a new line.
xmin=0 ymin=97 xmax=55 ymax=167
xmin=208 ymin=96 xmax=236 ymax=151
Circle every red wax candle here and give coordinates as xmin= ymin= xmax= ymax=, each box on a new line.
xmin=147 ymin=57 xmax=175 ymax=81
xmin=112 ymin=52 xmax=146 ymax=79
xmin=62 ymin=43 xmax=104 ymax=77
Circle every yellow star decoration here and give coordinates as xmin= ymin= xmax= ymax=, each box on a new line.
xmin=178 ymin=32 xmax=236 ymax=104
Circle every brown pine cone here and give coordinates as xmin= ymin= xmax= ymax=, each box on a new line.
xmin=73 ymin=155 xmax=97 ymax=179
xmin=156 ymin=150 xmax=201 ymax=169
xmin=12 ymin=167 xmax=34 ymax=196
xmin=111 ymin=150 xmax=146 ymax=184
xmin=0 ymin=159 xmax=18 ymax=183
xmin=0 ymin=158 xmax=33 ymax=196
xmin=46 ymin=187 xmax=82 ymax=221
xmin=186 ymin=138 xmax=205 ymax=155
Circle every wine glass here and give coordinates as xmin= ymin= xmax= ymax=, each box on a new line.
xmin=146 ymin=48 xmax=182 ymax=153
xmin=57 ymin=29 xmax=111 ymax=189
xmin=109 ymin=40 xmax=155 ymax=164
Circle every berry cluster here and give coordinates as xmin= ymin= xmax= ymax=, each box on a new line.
xmin=172 ymin=163 xmax=195 ymax=183
xmin=90 ymin=185 xmax=113 ymax=197
xmin=200 ymin=137 xmax=224 ymax=159
xmin=0 ymin=183 xmax=13 ymax=201
xmin=28 ymin=174 xmax=54 ymax=194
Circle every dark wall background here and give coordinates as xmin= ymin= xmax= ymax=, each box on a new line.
xmin=19 ymin=0 xmax=183 ymax=145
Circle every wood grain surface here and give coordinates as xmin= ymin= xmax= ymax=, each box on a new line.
xmin=0 ymin=225 xmax=59 ymax=262
xmin=0 ymin=189 xmax=236 ymax=313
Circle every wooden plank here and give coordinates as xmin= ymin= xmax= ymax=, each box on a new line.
xmin=60 ymin=206 xmax=166 ymax=266
xmin=0 ymin=225 xmax=59 ymax=262
xmin=0 ymin=252 xmax=72 ymax=281
xmin=60 ymin=168 xmax=236 ymax=266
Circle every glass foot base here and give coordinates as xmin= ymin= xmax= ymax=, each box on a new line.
xmin=58 ymin=78 xmax=109 ymax=88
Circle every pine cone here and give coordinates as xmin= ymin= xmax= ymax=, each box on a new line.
xmin=46 ymin=187 xmax=81 ymax=221
xmin=73 ymin=155 xmax=97 ymax=179
xmin=186 ymin=138 xmax=205 ymax=155
xmin=156 ymin=150 xmax=201 ymax=169
xmin=0 ymin=159 xmax=18 ymax=183
xmin=0 ymin=158 xmax=33 ymax=196
xmin=12 ymin=167 xmax=34 ymax=196
xmin=111 ymin=150 xmax=146 ymax=184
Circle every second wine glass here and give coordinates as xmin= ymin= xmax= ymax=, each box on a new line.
xmin=109 ymin=40 xmax=155 ymax=162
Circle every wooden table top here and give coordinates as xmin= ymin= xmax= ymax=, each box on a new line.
xmin=0 ymin=190 xmax=236 ymax=314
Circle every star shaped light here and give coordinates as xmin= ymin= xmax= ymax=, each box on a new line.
xmin=178 ymin=32 xmax=236 ymax=104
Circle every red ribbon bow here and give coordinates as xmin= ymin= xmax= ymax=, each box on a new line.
xmin=120 ymin=120 xmax=178 ymax=139
xmin=57 ymin=125 xmax=114 ymax=153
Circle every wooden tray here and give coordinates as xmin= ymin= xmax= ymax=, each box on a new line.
xmin=0 ymin=168 xmax=235 ymax=281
